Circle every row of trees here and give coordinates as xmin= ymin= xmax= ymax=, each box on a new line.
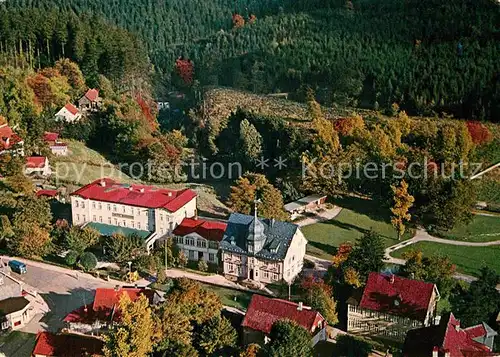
xmin=103 ymin=277 xmax=320 ymax=357
xmin=8 ymin=0 xmax=500 ymax=120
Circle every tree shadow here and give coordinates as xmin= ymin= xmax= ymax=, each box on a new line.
xmin=307 ymin=241 xmax=338 ymax=256
xmin=38 ymin=288 xmax=96 ymax=332
xmin=334 ymin=196 xmax=390 ymax=222
xmin=322 ymin=219 xmax=370 ymax=236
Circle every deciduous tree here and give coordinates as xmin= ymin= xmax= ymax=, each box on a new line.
xmin=266 ymin=320 xmax=313 ymax=357
xmin=196 ymin=315 xmax=237 ymax=355
xmin=390 ymin=180 xmax=414 ymax=240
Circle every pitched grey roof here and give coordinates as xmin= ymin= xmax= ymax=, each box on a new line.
xmin=220 ymin=213 xmax=299 ymax=261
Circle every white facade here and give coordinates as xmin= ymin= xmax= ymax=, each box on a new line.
xmin=25 ymin=157 xmax=51 ymax=177
xmin=223 ymin=229 xmax=307 ymax=284
xmin=174 ymin=232 xmax=220 ymax=264
xmin=55 ymin=106 xmax=81 ymax=122
xmin=71 ymin=196 xmax=197 ymax=237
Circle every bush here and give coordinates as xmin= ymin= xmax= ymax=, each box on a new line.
xmin=65 ymin=251 xmax=79 ymax=266
xmin=198 ymin=259 xmax=208 ymax=272
xmin=79 ymin=252 xmax=98 ymax=272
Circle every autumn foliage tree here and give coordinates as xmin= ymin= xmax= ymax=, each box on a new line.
xmin=466 ymin=121 xmax=492 ymax=145
xmin=175 ymin=58 xmax=194 ymax=86
xmin=227 ymin=173 xmax=288 ymax=220
xmin=390 ymin=180 xmax=415 ymax=240
xmin=299 ymin=275 xmax=338 ymax=324
xmin=232 ymin=13 xmax=245 ymax=28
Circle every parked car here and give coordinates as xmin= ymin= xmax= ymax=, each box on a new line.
xmin=8 ymin=260 xmax=27 ymax=274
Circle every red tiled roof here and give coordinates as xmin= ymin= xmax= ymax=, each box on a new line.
xmin=0 ymin=124 xmax=23 ymax=150
xmin=26 ymin=156 xmax=47 ymax=169
xmin=84 ymin=89 xmax=99 ymax=102
xmin=44 ymin=132 xmax=59 ymax=142
xmin=32 ymin=331 xmax=104 ymax=356
xmin=403 ymin=313 xmax=493 ymax=357
xmin=92 ymin=288 xmax=154 ymax=321
xmin=36 ymin=189 xmax=58 ymax=198
xmin=360 ymin=273 xmax=436 ymax=321
xmin=242 ymin=294 xmax=325 ymax=335
xmin=65 ymin=103 xmax=79 ymax=115
xmin=173 ymin=217 xmax=227 ymax=242
xmin=71 ymin=178 xmax=197 ymax=212
xmin=464 ymin=325 xmax=488 ymax=339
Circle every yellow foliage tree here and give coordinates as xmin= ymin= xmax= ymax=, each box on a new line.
xmin=390 ymin=180 xmax=415 ymax=240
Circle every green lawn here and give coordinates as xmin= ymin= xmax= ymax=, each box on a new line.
xmin=199 ymin=282 xmax=253 ymax=310
xmin=51 ymin=140 xmax=134 ymax=186
xmin=302 ymin=199 xmax=414 ymax=260
xmin=440 ymin=215 xmax=500 ymax=242
xmin=392 ymin=242 xmax=500 ymax=277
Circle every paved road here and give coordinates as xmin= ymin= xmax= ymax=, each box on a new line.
xmin=0 ymin=256 xmax=118 ymax=357
xmin=296 ymin=206 xmax=343 ymax=227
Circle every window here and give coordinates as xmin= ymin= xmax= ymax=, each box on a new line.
xmin=209 ymin=253 xmax=215 ymax=262
xmin=76 ymin=201 xmax=79 ymax=208
xmin=263 ymin=271 xmax=269 ymax=279
xmin=160 ymin=214 xmax=163 ymax=221
xmin=93 ymin=215 xmax=96 ymax=221
xmin=189 ymin=250 xmax=195 ymax=260
xmin=108 ymin=217 xmax=112 ymax=224
xmin=209 ymin=241 xmax=219 ymax=249
xmin=186 ymin=238 xmax=195 ymax=246
xmin=113 ymin=205 xmax=117 ymax=212
xmin=196 ymin=240 xmax=206 ymax=248
xmin=123 ymin=220 xmax=126 ymax=226
xmin=83 ymin=215 xmax=86 ymax=222
xmin=107 ymin=204 xmax=111 ymax=211
xmin=98 ymin=202 xmax=102 ymax=210
xmin=114 ymin=218 xmax=118 ymax=225
xmin=81 ymin=202 xmax=85 ymax=209
xmin=99 ymin=216 xmax=102 ymax=223
xmin=137 ymin=222 xmax=141 ymax=229
xmin=13 ymin=321 xmax=21 ymax=327
xmin=76 ymin=214 xmax=80 ymax=222
xmin=131 ymin=222 xmax=135 ymax=228
xmin=123 ymin=206 xmax=126 ymax=213
xmin=92 ymin=202 xmax=96 ymax=209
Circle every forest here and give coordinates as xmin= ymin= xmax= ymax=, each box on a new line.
xmin=3 ymin=0 xmax=500 ymax=121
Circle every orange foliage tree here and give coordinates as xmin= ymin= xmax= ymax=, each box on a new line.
xmin=466 ymin=121 xmax=492 ymax=145
xmin=175 ymin=58 xmax=194 ymax=85
xmin=232 ymin=13 xmax=245 ymax=28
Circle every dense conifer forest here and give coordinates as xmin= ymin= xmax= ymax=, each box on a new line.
xmin=2 ymin=0 xmax=500 ymax=120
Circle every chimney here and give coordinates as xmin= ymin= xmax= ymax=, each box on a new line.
xmin=129 ymin=186 xmax=133 ymax=191
xmin=140 ymin=188 xmax=145 ymax=193
xmin=114 ymin=285 xmax=120 ymax=292
xmin=100 ymin=180 xmax=106 ymax=187
xmin=168 ymin=192 xmax=173 ymax=197
xmin=270 ymin=218 xmax=275 ymax=227
xmin=444 ymin=349 xmax=450 ymax=357
xmin=3 ymin=137 xmax=9 ymax=146
xmin=297 ymin=302 xmax=303 ymax=311
xmin=390 ymin=274 xmax=395 ymax=284
xmin=455 ymin=322 xmax=460 ymax=331
xmin=432 ymin=347 xmax=439 ymax=357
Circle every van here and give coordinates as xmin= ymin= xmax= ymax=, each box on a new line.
xmin=8 ymin=260 xmax=27 ymax=274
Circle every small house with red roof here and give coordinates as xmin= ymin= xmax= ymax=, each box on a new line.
xmin=0 ymin=123 xmax=24 ymax=156
xmin=70 ymin=178 xmax=197 ymax=251
xmin=347 ymin=272 xmax=440 ymax=341
xmin=173 ymin=217 xmax=227 ymax=264
xmin=43 ymin=132 xmax=68 ymax=156
xmin=32 ymin=331 xmax=104 ymax=356
xmin=63 ymin=286 xmax=161 ymax=336
xmin=25 ymin=156 xmax=51 ymax=177
xmin=403 ymin=312 xmax=498 ymax=357
xmin=55 ymin=103 xmax=82 ymax=123
xmin=241 ymin=294 xmax=327 ymax=346
xmin=78 ymin=89 xmax=102 ymax=112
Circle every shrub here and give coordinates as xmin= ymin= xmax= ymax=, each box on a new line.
xmin=79 ymin=252 xmax=98 ymax=272
xmin=65 ymin=251 xmax=79 ymax=266
xmin=198 ymin=259 xmax=208 ymax=272
xmin=178 ymin=251 xmax=188 ymax=267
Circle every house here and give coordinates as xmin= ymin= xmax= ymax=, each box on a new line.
xmin=173 ymin=217 xmax=227 ymax=265
xmin=43 ymin=132 xmax=68 ymax=156
xmin=32 ymin=331 xmax=104 ymax=357
xmin=284 ymin=194 xmax=327 ymax=220
xmin=0 ymin=296 xmax=33 ymax=331
xmin=241 ymin=294 xmax=327 ymax=346
xmin=403 ymin=313 xmax=499 ymax=357
xmin=78 ymin=89 xmax=102 ymax=112
xmin=63 ymin=286 xmax=162 ymax=336
xmin=219 ymin=210 xmax=307 ymax=285
xmin=0 ymin=123 xmax=24 ymax=156
xmin=36 ymin=189 xmax=59 ymax=200
xmin=70 ymin=178 xmax=197 ymax=250
xmin=54 ymin=103 xmax=82 ymax=123
xmin=25 ymin=156 xmax=51 ymax=177
xmin=347 ymin=272 xmax=440 ymax=341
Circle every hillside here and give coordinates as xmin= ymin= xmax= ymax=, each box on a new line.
xmin=5 ymin=0 xmax=500 ymax=121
